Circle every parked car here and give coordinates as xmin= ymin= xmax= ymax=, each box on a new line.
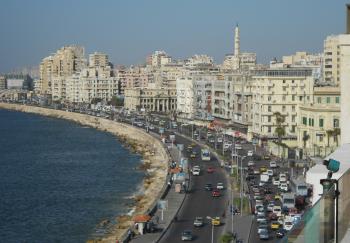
xmin=257 ymin=222 xmax=269 ymax=234
xmin=247 ymin=150 xmax=254 ymax=156
xmin=248 ymin=160 xmax=255 ymax=167
xmin=271 ymin=221 xmax=280 ymax=230
xmin=259 ymin=228 xmax=269 ymax=240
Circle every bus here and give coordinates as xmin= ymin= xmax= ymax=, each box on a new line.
xmin=201 ymin=149 xmax=211 ymax=161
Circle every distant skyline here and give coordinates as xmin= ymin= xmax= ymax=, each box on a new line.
xmin=0 ymin=0 xmax=349 ymax=73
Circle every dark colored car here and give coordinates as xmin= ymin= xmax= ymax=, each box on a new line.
xmin=276 ymin=228 xmax=286 ymax=238
xmin=205 ymin=183 xmax=213 ymax=191
xmin=181 ymin=230 xmax=193 ymax=241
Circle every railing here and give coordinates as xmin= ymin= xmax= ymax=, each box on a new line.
xmin=281 ymin=167 xmax=350 ymax=243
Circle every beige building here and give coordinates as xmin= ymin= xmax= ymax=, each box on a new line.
xmin=38 ymin=45 xmax=86 ymax=95
xmin=0 ymin=76 xmax=6 ymax=89
xmin=124 ymin=87 xmax=176 ymax=113
xmin=297 ymin=86 xmax=340 ymax=156
xmin=282 ymin=51 xmax=322 ymax=66
xmin=323 ymin=34 xmax=350 ymax=85
xmin=249 ymin=68 xmax=315 ymax=142
xmin=89 ymin=52 xmax=109 ymax=68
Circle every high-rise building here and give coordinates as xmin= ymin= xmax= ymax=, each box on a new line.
xmin=89 ymin=52 xmax=109 ymax=68
xmin=323 ymin=34 xmax=350 ymax=86
xmin=0 ymin=76 xmax=6 ymax=89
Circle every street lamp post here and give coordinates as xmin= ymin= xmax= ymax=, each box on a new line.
xmin=240 ymin=155 xmax=246 ymax=215
xmin=206 ymin=216 xmax=214 ymax=243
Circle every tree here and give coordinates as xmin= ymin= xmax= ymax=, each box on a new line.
xmin=302 ymin=133 xmax=310 ymax=150
xmin=109 ymin=96 xmax=124 ymax=107
xmin=91 ymin=97 xmax=102 ymax=105
xmin=273 ymin=112 xmax=286 ymax=157
xmin=333 ymin=128 xmax=341 ymax=147
xmin=326 ymin=130 xmax=334 ymax=147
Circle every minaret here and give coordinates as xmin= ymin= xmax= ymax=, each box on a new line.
xmin=234 ymin=24 xmax=240 ymax=56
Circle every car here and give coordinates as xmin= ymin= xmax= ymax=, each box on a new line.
xmin=273 ymin=206 xmax=282 ymax=217
xmin=209 ymin=138 xmax=215 ymax=143
xmin=212 ymin=189 xmax=220 ymax=197
xmin=207 ymin=167 xmax=215 ymax=173
xmin=283 ymin=219 xmax=294 ymax=231
xmin=267 ymin=169 xmax=274 ymax=177
xmin=270 ymin=161 xmax=277 ymax=168
xmin=247 ymin=160 xmax=255 ymax=167
xmin=254 ymin=169 xmax=260 ymax=175
xmin=259 ymin=228 xmax=269 ymax=240
xmin=267 ymin=203 xmax=275 ymax=212
xmin=230 ymin=205 xmax=240 ymax=215
xmin=260 ymin=166 xmax=267 ymax=173
xmin=211 ymin=217 xmax=221 ymax=226
xmin=257 ymin=222 xmax=269 ymax=234
xmin=247 ymin=150 xmax=253 ymax=156
xmin=268 ymin=212 xmax=278 ymax=220
xmin=217 ymin=183 xmax=224 ymax=190
xmin=276 ymin=228 xmax=286 ymax=238
xmin=263 ymin=155 xmax=271 ymax=160
xmin=256 ymin=215 xmax=267 ymax=223
xmin=271 ymin=221 xmax=280 ymax=230
xmin=273 ymin=177 xmax=280 ymax=186
xmin=149 ymin=125 xmax=155 ymax=130
xmin=190 ymin=152 xmax=197 ymax=158
xmin=193 ymin=217 xmax=203 ymax=227
xmin=277 ymin=216 xmax=284 ymax=225
xmin=217 ymin=137 xmax=223 ymax=143
xmin=280 ymin=183 xmax=289 ymax=192
xmin=274 ymin=194 xmax=282 ymax=201
xmin=192 ymin=167 xmax=200 ymax=176
xmin=279 ymin=173 xmax=287 ymax=183
xmin=205 ymin=183 xmax=213 ymax=191
xmin=181 ymin=230 xmax=193 ymax=241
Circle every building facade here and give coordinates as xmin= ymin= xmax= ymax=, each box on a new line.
xmin=124 ymin=87 xmax=177 ymax=112
xmin=0 ymin=76 xmax=7 ymax=89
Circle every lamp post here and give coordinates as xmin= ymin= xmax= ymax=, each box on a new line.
xmin=206 ymin=216 xmax=214 ymax=243
xmin=239 ymin=155 xmax=246 ymax=215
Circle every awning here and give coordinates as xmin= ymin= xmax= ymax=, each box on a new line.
xmin=133 ymin=214 xmax=151 ymax=223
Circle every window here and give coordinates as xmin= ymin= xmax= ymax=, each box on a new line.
xmin=283 ymin=80 xmax=286 ymax=83
xmin=268 ymin=116 xmax=271 ymax=122
xmin=291 ymin=125 xmax=295 ymax=133
xmin=319 ymin=118 xmax=324 ymax=128
xmin=292 ymin=116 xmax=296 ymax=122
xmin=302 ymin=117 xmax=307 ymax=125
xmin=268 ymin=126 xmax=271 ymax=133
xmin=319 ymin=135 xmax=323 ymax=142
xmin=292 ymin=95 xmax=295 ymax=101
xmin=333 ymin=118 xmax=339 ymax=128
xmin=327 ymin=97 xmax=331 ymax=103
xmin=268 ymin=106 xmax=272 ymax=112
xmin=317 ymin=97 xmax=322 ymax=103
xmin=336 ymin=96 xmax=340 ymax=104
xmin=268 ymin=96 xmax=271 ymax=101
xmin=309 ymin=118 xmax=314 ymax=126
xmin=292 ymin=106 xmax=295 ymax=112
xmin=299 ymin=96 xmax=303 ymax=101
xmin=283 ymin=87 xmax=287 ymax=91
xmin=282 ymin=95 xmax=286 ymax=101
xmin=282 ymin=106 xmax=286 ymax=112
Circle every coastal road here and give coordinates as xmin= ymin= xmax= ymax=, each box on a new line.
xmin=158 ymin=134 xmax=228 ymax=243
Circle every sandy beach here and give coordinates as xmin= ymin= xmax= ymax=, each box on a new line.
xmin=0 ymin=103 xmax=170 ymax=242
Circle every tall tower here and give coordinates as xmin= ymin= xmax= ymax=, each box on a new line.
xmin=234 ymin=24 xmax=240 ymax=56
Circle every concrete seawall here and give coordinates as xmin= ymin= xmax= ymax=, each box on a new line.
xmin=0 ymin=103 xmax=170 ymax=242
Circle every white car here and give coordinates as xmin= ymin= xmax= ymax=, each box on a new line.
xmin=247 ymin=150 xmax=253 ymax=156
xmin=284 ymin=218 xmax=294 ymax=231
xmin=279 ymin=173 xmax=287 ymax=183
xmin=192 ymin=166 xmax=200 ymax=176
xmin=273 ymin=206 xmax=282 ymax=217
xmin=267 ymin=169 xmax=274 ymax=177
xmin=248 ymin=161 xmax=255 ymax=167
xmin=280 ymin=183 xmax=289 ymax=192
xmin=270 ymin=161 xmax=277 ymax=168
xmin=217 ymin=183 xmax=224 ymax=190
xmin=217 ymin=137 xmax=223 ymax=143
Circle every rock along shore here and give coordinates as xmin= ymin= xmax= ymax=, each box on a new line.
xmin=0 ymin=103 xmax=169 ymax=242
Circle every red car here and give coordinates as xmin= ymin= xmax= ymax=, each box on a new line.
xmin=207 ymin=167 xmax=215 ymax=173
xmin=212 ymin=189 xmax=220 ymax=197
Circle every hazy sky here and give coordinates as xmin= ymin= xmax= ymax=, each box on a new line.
xmin=0 ymin=0 xmax=348 ymax=72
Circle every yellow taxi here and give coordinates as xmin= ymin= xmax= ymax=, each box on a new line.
xmin=271 ymin=221 xmax=280 ymax=230
xmin=274 ymin=194 xmax=282 ymax=201
xmin=211 ymin=217 xmax=221 ymax=226
xmin=259 ymin=166 xmax=267 ymax=173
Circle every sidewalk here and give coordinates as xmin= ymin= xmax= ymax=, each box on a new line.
xmin=130 ymin=145 xmax=186 ymax=243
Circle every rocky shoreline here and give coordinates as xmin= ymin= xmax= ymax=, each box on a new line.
xmin=0 ymin=103 xmax=170 ymax=242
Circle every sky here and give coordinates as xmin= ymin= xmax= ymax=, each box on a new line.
xmin=0 ymin=0 xmax=348 ymax=72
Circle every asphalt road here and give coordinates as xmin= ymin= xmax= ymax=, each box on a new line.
xmin=158 ymin=134 xmax=228 ymax=243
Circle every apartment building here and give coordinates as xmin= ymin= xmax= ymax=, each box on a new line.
xmin=249 ymin=68 xmax=315 ymax=142
xmin=89 ymin=52 xmax=109 ymax=68
xmin=0 ymin=76 xmax=6 ymax=89
xmin=176 ymin=77 xmax=195 ymax=119
xmin=323 ymin=34 xmax=350 ymax=85
xmin=297 ymin=86 xmax=340 ymax=156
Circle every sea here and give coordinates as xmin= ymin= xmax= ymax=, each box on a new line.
xmin=0 ymin=109 xmax=144 ymax=243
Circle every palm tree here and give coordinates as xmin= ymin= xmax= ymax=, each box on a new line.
xmin=302 ymin=133 xmax=310 ymax=153
xmin=333 ymin=128 xmax=341 ymax=147
xmin=273 ymin=112 xmax=286 ymax=156
xmin=326 ymin=130 xmax=334 ymax=147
